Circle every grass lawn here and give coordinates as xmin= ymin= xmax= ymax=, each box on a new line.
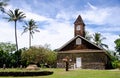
xmin=0 ymin=68 xmax=120 ymax=78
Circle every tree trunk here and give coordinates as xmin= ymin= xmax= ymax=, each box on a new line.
xmin=29 ymin=31 xmax=31 ymax=48
xmin=15 ymin=21 xmax=18 ymax=51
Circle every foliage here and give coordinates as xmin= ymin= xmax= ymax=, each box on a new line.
xmin=92 ymin=32 xmax=108 ymax=49
xmin=0 ymin=70 xmax=53 ymax=76
xmin=114 ymin=35 xmax=120 ymax=54
xmin=4 ymin=9 xmax=26 ymax=22
xmin=0 ymin=0 xmax=9 ymax=12
xmin=0 ymin=42 xmax=57 ymax=68
xmin=4 ymin=9 xmax=26 ymax=51
xmin=21 ymin=46 xmax=57 ymax=67
xmin=107 ymin=50 xmax=118 ymax=60
xmin=22 ymin=19 xmax=40 ymax=48
xmin=0 ymin=42 xmax=16 ymax=67
xmin=112 ymin=60 xmax=120 ymax=69
xmin=0 ymin=42 xmax=27 ymax=68
xmin=0 ymin=42 xmax=16 ymax=53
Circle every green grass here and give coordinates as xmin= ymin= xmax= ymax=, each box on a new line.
xmin=0 ymin=68 xmax=120 ymax=78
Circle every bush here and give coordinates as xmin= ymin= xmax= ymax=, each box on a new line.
xmin=0 ymin=71 xmax=53 ymax=76
xmin=21 ymin=46 xmax=57 ymax=67
xmin=112 ymin=60 xmax=120 ymax=69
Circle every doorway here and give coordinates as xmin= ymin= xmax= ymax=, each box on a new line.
xmin=76 ymin=57 xmax=82 ymax=68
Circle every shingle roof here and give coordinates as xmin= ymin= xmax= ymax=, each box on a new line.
xmin=57 ymin=35 xmax=104 ymax=51
xmin=74 ymin=15 xmax=85 ymax=25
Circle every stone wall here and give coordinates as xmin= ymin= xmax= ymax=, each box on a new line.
xmin=57 ymin=52 xmax=108 ymax=69
xmin=82 ymin=63 xmax=105 ymax=69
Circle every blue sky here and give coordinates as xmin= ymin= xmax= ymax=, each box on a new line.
xmin=0 ymin=0 xmax=120 ymax=50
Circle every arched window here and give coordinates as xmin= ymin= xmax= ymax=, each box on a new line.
xmin=76 ymin=38 xmax=81 ymax=45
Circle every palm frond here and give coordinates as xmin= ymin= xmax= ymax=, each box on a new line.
xmin=101 ymin=43 xmax=108 ymax=49
xmin=21 ymin=27 xmax=28 ymax=35
xmin=22 ymin=19 xmax=40 ymax=44
xmin=92 ymin=32 xmax=108 ymax=48
xmin=4 ymin=8 xmax=26 ymax=22
xmin=35 ymin=29 xmax=40 ymax=32
xmin=0 ymin=0 xmax=8 ymax=12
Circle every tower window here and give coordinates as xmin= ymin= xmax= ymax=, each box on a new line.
xmin=76 ymin=25 xmax=80 ymax=30
xmin=76 ymin=38 xmax=81 ymax=45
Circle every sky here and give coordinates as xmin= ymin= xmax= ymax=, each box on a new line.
xmin=0 ymin=0 xmax=120 ymax=50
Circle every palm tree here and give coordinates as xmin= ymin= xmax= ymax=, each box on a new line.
xmin=22 ymin=19 xmax=40 ymax=48
xmin=0 ymin=0 xmax=9 ymax=12
xmin=4 ymin=9 xmax=26 ymax=51
xmin=92 ymin=32 xmax=108 ymax=49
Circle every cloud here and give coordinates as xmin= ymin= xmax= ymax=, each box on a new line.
xmin=0 ymin=0 xmax=119 ymax=51
xmin=103 ymin=33 xmax=119 ymax=50
xmin=18 ymin=18 xmax=73 ymax=49
xmin=80 ymin=3 xmax=120 ymax=26
xmin=100 ymin=26 xmax=120 ymax=32
xmin=0 ymin=20 xmax=14 ymax=43
xmin=25 ymin=11 xmax=53 ymax=22
xmin=87 ymin=2 xmax=97 ymax=10
xmin=1 ymin=2 xmax=73 ymax=50
xmin=81 ymin=7 xmax=111 ymax=25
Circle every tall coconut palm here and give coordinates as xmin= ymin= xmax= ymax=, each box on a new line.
xmin=22 ymin=19 xmax=40 ymax=48
xmin=92 ymin=32 xmax=108 ymax=49
xmin=0 ymin=0 xmax=9 ymax=12
xmin=4 ymin=9 xmax=26 ymax=51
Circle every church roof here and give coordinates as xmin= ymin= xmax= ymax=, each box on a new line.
xmin=57 ymin=35 xmax=104 ymax=51
xmin=74 ymin=15 xmax=85 ymax=25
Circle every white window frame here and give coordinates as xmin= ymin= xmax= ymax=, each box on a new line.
xmin=76 ymin=38 xmax=81 ymax=45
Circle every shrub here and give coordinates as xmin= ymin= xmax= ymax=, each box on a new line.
xmin=0 ymin=71 xmax=53 ymax=76
xmin=112 ymin=60 xmax=120 ymax=69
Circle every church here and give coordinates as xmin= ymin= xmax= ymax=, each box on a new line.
xmin=57 ymin=15 xmax=111 ymax=69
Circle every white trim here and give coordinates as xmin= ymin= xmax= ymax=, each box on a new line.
xmin=76 ymin=38 xmax=81 ymax=45
xmin=76 ymin=57 xmax=82 ymax=68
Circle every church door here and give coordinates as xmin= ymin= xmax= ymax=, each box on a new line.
xmin=76 ymin=57 xmax=82 ymax=68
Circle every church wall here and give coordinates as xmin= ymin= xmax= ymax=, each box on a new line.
xmin=57 ymin=52 xmax=108 ymax=69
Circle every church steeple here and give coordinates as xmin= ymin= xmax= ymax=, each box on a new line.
xmin=74 ymin=15 xmax=85 ymax=37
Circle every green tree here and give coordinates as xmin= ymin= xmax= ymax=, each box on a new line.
xmin=92 ymin=32 xmax=108 ymax=49
xmin=44 ymin=49 xmax=57 ymax=67
xmin=21 ymin=47 xmax=44 ymax=65
xmin=0 ymin=0 xmax=9 ymax=12
xmin=0 ymin=42 xmax=16 ymax=67
xmin=114 ymin=35 xmax=120 ymax=54
xmin=0 ymin=42 xmax=16 ymax=53
xmin=21 ymin=46 xmax=57 ymax=67
xmin=4 ymin=9 xmax=26 ymax=51
xmin=22 ymin=19 xmax=40 ymax=48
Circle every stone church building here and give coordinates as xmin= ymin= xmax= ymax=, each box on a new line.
xmin=57 ymin=15 xmax=111 ymax=69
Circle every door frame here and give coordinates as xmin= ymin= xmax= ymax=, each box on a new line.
xmin=76 ymin=57 xmax=82 ymax=68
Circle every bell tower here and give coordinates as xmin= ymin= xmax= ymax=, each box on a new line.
xmin=74 ymin=15 xmax=85 ymax=37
